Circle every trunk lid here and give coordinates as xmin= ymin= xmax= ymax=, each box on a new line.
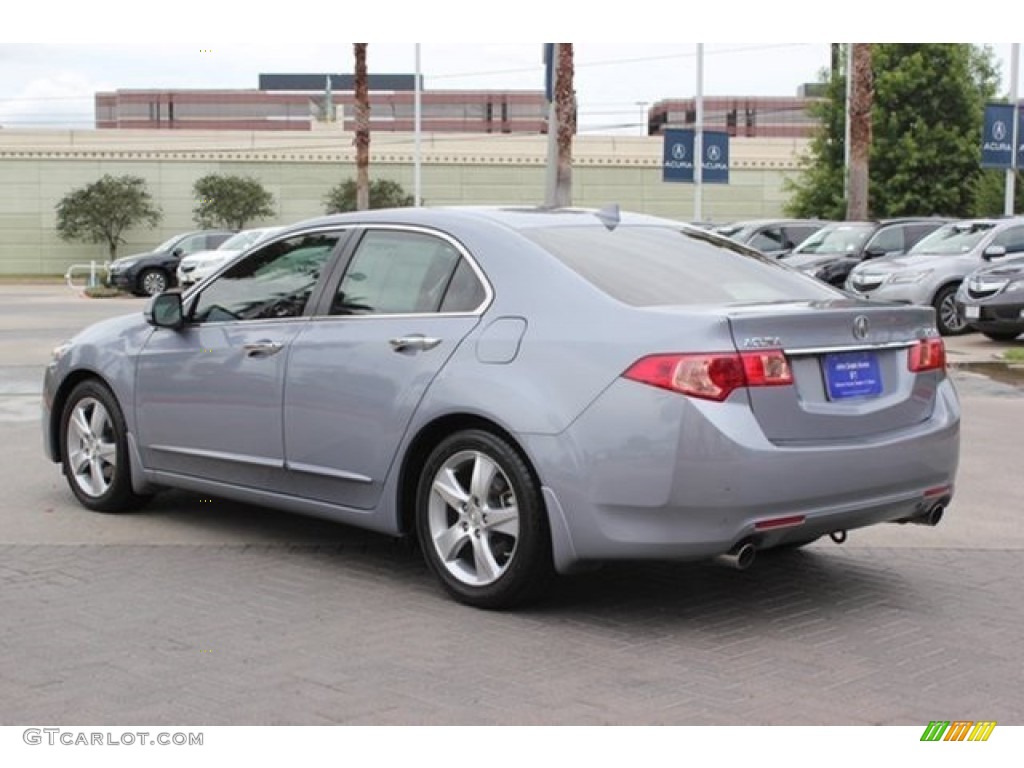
xmin=726 ymin=301 xmax=941 ymax=441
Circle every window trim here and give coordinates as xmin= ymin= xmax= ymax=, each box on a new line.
xmin=311 ymin=224 xmax=494 ymax=321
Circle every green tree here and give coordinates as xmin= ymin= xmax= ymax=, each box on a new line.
xmin=323 ymin=179 xmax=414 ymax=214
xmin=971 ymin=169 xmax=1024 ymax=216
xmin=55 ymin=174 xmax=162 ymax=259
xmin=192 ymin=174 xmax=275 ymax=230
xmin=787 ymin=44 xmax=1000 ymax=220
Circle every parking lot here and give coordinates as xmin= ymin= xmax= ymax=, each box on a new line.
xmin=2 ymin=283 xmax=1023 ymax=724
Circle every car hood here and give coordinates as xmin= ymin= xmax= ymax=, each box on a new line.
xmin=111 ymin=250 xmax=156 ymax=266
xmin=782 ymin=253 xmax=845 ymax=270
xmin=851 ymin=253 xmax=965 ymax=275
xmin=967 ymin=256 xmax=1024 ymax=280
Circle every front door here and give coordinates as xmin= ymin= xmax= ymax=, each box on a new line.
xmin=135 ymin=230 xmax=344 ymax=491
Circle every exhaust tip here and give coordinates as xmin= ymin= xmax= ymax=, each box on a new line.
xmin=714 ymin=542 xmax=756 ymax=571
xmin=927 ymin=504 xmax=944 ymax=526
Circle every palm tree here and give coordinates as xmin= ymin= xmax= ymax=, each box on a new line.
xmin=554 ymin=43 xmax=575 ymax=207
xmin=354 ymin=43 xmax=370 ymax=211
xmin=847 ymin=43 xmax=872 ymax=220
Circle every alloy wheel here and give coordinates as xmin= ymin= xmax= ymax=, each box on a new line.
xmin=426 ymin=449 xmax=521 ymax=587
xmin=66 ymin=397 xmax=117 ymax=498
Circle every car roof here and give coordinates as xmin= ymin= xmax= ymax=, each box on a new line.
xmin=282 ymin=206 xmax=688 ymax=236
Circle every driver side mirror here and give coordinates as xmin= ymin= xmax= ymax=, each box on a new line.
xmin=982 ymin=245 xmax=1007 ymax=261
xmin=171 ymin=247 xmax=184 ymax=258
xmin=863 ymin=246 xmax=888 ymax=260
xmin=145 ymin=292 xmax=184 ymax=330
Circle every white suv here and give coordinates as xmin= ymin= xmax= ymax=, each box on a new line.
xmin=845 ymin=218 xmax=1024 ymax=335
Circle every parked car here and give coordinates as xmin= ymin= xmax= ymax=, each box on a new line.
xmin=107 ymin=230 xmax=234 ymax=296
xmin=714 ymin=219 xmax=826 ymax=259
xmin=846 ymin=218 xmax=1024 ymax=336
xmin=783 ymin=218 xmax=949 ymax=287
xmin=44 ymin=207 xmax=960 ymax=609
xmin=177 ymin=226 xmax=283 ymax=288
xmin=956 ymin=255 xmax=1024 ymax=341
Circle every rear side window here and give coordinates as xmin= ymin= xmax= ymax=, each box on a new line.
xmin=331 ymin=229 xmax=474 ymax=315
xmin=523 ymin=225 xmax=838 ymax=307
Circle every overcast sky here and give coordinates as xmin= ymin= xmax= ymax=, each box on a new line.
xmin=2 ymin=4 xmax=1020 ymax=136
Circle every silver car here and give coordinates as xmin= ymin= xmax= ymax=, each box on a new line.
xmin=956 ymin=255 xmax=1024 ymax=341
xmin=43 ymin=207 xmax=960 ymax=608
xmin=845 ymin=218 xmax=1024 ymax=335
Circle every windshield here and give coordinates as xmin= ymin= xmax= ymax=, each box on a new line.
xmin=219 ymin=228 xmax=276 ymax=251
xmin=154 ymin=234 xmax=184 ymax=252
xmin=908 ymin=222 xmax=995 ymax=255
xmin=791 ymin=224 xmax=873 ymax=255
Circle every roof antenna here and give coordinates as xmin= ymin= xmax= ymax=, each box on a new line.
xmin=594 ymin=203 xmax=621 ymax=231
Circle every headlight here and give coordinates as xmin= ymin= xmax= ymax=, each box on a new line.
xmin=888 ymin=269 xmax=933 ymax=285
xmin=1007 ymin=280 xmax=1024 ymax=293
xmin=51 ymin=341 xmax=73 ymax=363
xmin=111 ymin=259 xmax=137 ymax=271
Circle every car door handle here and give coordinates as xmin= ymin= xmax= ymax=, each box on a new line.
xmin=389 ymin=335 xmax=442 ymax=353
xmin=243 ymin=340 xmax=285 ymax=358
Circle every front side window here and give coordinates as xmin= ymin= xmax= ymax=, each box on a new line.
xmin=176 ymin=234 xmax=211 ymax=256
xmin=191 ymin=232 xmax=340 ymax=323
xmin=330 ymin=229 xmax=476 ymax=315
xmin=864 ymin=226 xmax=904 ymax=254
xmin=992 ymin=226 xmax=1024 ymax=254
xmin=783 ymin=225 xmax=820 ymax=250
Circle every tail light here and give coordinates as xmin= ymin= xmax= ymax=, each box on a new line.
xmin=908 ymin=338 xmax=946 ymax=373
xmin=623 ymin=350 xmax=793 ymax=402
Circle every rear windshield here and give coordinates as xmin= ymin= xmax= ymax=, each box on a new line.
xmin=523 ymin=225 xmax=838 ymax=307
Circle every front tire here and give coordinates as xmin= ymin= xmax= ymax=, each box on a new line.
xmin=138 ymin=268 xmax=169 ymax=296
xmin=59 ymin=380 xmax=148 ymax=513
xmin=933 ymin=284 xmax=968 ymax=336
xmin=415 ymin=429 xmax=553 ymax=609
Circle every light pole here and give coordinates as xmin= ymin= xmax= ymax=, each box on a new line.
xmin=635 ymin=101 xmax=649 ymax=136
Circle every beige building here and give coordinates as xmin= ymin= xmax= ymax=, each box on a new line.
xmin=0 ymin=127 xmax=808 ymax=276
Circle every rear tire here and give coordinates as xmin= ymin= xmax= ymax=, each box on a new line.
xmin=933 ymin=284 xmax=968 ymax=336
xmin=59 ymin=380 xmax=149 ymax=513
xmin=415 ymin=429 xmax=553 ymax=609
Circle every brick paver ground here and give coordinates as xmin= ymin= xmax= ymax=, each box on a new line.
xmin=1 ymin=537 xmax=1020 ymax=724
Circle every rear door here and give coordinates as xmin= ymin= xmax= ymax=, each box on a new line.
xmin=726 ymin=303 xmax=941 ymax=441
xmin=282 ymin=226 xmax=489 ymax=510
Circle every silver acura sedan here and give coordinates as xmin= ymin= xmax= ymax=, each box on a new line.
xmin=43 ymin=207 xmax=960 ymax=608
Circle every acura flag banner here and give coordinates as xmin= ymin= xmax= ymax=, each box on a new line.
xmin=981 ymin=103 xmax=1023 ymax=169
xmin=662 ymin=129 xmax=730 ymax=184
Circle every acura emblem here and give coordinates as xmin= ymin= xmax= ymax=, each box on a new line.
xmin=853 ymin=315 xmax=870 ymax=340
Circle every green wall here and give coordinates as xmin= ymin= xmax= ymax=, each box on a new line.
xmin=0 ymin=156 xmax=797 ymax=276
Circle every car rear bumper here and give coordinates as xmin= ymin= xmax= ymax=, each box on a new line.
xmin=523 ymin=377 xmax=960 ymax=571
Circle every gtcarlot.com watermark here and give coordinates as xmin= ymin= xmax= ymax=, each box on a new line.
xmin=23 ymin=728 xmax=203 ymax=746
